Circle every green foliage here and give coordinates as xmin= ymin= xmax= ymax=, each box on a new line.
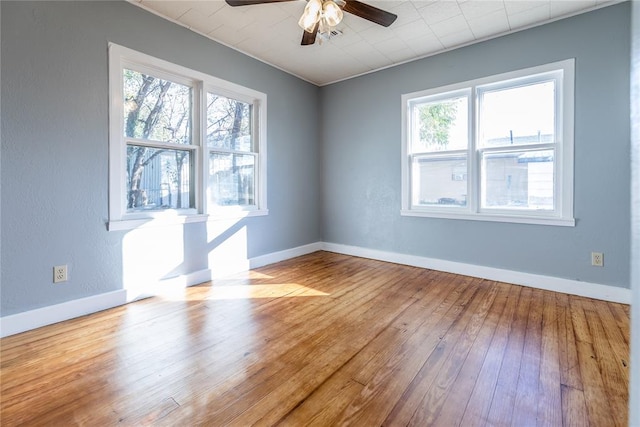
xmin=419 ymin=100 xmax=458 ymax=148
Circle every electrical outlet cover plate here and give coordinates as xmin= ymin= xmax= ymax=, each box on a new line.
xmin=54 ymin=265 xmax=68 ymax=283
xmin=591 ymin=252 xmax=604 ymax=267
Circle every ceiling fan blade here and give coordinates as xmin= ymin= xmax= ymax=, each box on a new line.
xmin=225 ymin=0 xmax=295 ymax=6
xmin=301 ymin=22 xmax=319 ymax=46
xmin=342 ymin=0 xmax=397 ymax=27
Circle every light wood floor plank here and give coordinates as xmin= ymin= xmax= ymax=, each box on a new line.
xmin=511 ymin=288 xmax=544 ymax=427
xmin=484 ymin=286 xmax=533 ymax=426
xmin=407 ymin=281 xmax=504 ymax=426
xmin=457 ymin=283 xmax=522 ymax=427
xmin=278 ymin=270 xmax=464 ymax=427
xmin=607 ymin=302 xmax=631 ymax=343
xmin=575 ymin=338 xmax=617 ymax=427
xmin=428 ymin=281 xmax=511 ymax=427
xmin=556 ymin=292 xmax=590 ymax=427
xmin=339 ymin=278 xmax=483 ymax=426
xmin=580 ymin=298 xmax=629 ymax=427
xmin=0 ymin=252 xmax=629 ymax=426
xmin=556 ymin=292 xmax=584 ymax=391
xmin=536 ymin=290 xmax=563 ymax=427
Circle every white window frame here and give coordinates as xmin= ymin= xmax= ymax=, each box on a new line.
xmin=401 ymin=59 xmax=575 ymax=227
xmin=108 ymin=43 xmax=267 ymax=231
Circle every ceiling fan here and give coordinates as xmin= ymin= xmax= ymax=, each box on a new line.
xmin=225 ymin=0 xmax=398 ymax=46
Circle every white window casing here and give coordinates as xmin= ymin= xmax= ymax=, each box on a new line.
xmin=108 ymin=43 xmax=267 ymax=231
xmin=401 ymin=59 xmax=575 ymax=226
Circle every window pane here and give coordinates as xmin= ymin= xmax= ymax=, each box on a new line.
xmin=209 ymin=153 xmax=255 ymax=207
xmin=207 ymin=93 xmax=252 ymax=151
xmin=480 ymin=81 xmax=555 ymax=147
xmin=411 ymin=156 xmax=467 ymax=207
xmin=126 ymin=145 xmax=192 ymax=211
xmin=482 ymin=149 xmax=554 ymax=210
xmin=123 ymin=69 xmax=192 ymax=144
xmin=412 ymin=96 xmax=468 ymax=152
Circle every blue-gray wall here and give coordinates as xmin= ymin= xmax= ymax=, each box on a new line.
xmin=0 ymin=1 xmax=632 ymax=319
xmin=0 ymin=1 xmax=321 ymax=316
xmin=321 ymin=3 xmax=631 ymax=289
xmin=629 ymin=1 xmax=640 ymax=424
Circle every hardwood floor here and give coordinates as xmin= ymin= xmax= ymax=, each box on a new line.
xmin=0 ymin=252 xmax=630 ymax=426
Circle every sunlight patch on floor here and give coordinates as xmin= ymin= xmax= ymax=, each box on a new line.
xmin=219 ymin=270 xmax=274 ymax=280
xmin=208 ymin=283 xmax=330 ymax=300
xmin=158 ymin=283 xmax=330 ymax=301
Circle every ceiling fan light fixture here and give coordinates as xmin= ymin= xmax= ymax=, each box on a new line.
xmin=322 ymin=0 xmax=343 ymax=27
xmin=226 ymin=0 xmax=398 ymax=46
xmin=298 ymin=0 xmax=322 ymax=33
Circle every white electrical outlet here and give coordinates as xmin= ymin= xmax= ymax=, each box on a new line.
xmin=591 ymin=252 xmax=604 ymax=267
xmin=53 ymin=265 xmax=68 ymax=283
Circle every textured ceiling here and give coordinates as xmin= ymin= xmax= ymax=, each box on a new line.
xmin=130 ymin=0 xmax=619 ymax=85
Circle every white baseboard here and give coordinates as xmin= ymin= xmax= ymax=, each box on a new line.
xmin=321 ymin=242 xmax=632 ymax=304
xmin=1 ymin=240 xmax=630 ymax=338
xmin=0 ymin=290 xmax=128 ymax=338
xmin=0 ymin=267 xmax=215 ymax=338
xmin=250 ymin=242 xmax=324 ymax=269
xmin=0 ymin=243 xmax=324 ymax=338
xmin=206 ymin=242 xmax=323 ymax=279
xmin=124 ymin=268 xmax=214 ymax=302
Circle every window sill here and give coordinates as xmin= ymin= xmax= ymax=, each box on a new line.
xmin=107 ymin=214 xmax=209 ymax=231
xmin=108 ymin=209 xmax=268 ymax=231
xmin=400 ymin=209 xmax=575 ymax=227
xmin=207 ymin=208 xmax=269 ymax=221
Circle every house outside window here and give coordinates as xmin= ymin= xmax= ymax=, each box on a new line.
xmin=108 ymin=44 xmax=267 ymax=230
xmin=401 ymin=59 xmax=574 ymax=226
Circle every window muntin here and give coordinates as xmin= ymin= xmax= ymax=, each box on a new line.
xmin=410 ymin=94 xmax=469 ymax=152
xmin=481 ymin=149 xmax=554 ymax=211
xmin=402 ymin=60 xmax=574 ymax=226
xmin=208 ymin=152 xmax=255 ymax=207
xmin=109 ymin=44 xmax=267 ymax=229
xmin=479 ymin=80 xmax=556 ymax=147
xmin=123 ymin=69 xmax=192 ymax=144
xmin=206 ymin=93 xmax=259 ymax=209
xmin=411 ymin=155 xmax=468 ymax=208
xmin=408 ymin=90 xmax=471 ymax=209
xmin=476 ymin=77 xmax=559 ymax=215
xmin=126 ymin=146 xmax=193 ymax=211
xmin=122 ymin=69 xmax=196 ymax=213
xmin=206 ymin=93 xmax=252 ymax=150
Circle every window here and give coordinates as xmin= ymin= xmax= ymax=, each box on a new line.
xmin=108 ymin=44 xmax=267 ymax=230
xmin=206 ymin=93 xmax=256 ymax=208
xmin=401 ymin=59 xmax=574 ymax=226
xmin=123 ymin=69 xmax=195 ymax=213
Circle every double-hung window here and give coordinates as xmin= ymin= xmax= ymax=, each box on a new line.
xmin=108 ymin=44 xmax=267 ymax=230
xmin=206 ymin=91 xmax=257 ymax=208
xmin=122 ymin=67 xmax=197 ymax=214
xmin=402 ymin=59 xmax=574 ymax=226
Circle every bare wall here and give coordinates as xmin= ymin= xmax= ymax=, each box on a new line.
xmin=0 ymin=1 xmax=321 ymax=316
xmin=320 ymin=3 xmax=631 ymax=289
